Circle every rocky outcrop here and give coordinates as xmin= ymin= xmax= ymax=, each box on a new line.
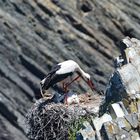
xmin=1 ymin=0 xmax=140 ymax=140
xmin=26 ymin=37 xmax=140 ymax=140
xmin=77 ymin=37 xmax=140 ymax=140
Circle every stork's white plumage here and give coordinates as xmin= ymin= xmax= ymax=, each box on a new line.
xmin=56 ymin=60 xmax=79 ymax=75
xmin=40 ymin=60 xmax=95 ymax=97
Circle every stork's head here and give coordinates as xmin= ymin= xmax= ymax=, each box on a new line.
xmin=82 ymin=73 xmax=95 ymax=91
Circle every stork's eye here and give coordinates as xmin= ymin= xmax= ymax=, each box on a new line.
xmin=87 ymin=78 xmax=90 ymax=81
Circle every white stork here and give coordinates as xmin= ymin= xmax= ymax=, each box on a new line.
xmin=40 ymin=60 xmax=96 ymax=97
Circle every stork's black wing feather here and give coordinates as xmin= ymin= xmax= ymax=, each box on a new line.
xmin=41 ymin=64 xmax=61 ymax=90
xmin=41 ymin=64 xmax=73 ymax=91
xmin=48 ymin=64 xmax=61 ymax=75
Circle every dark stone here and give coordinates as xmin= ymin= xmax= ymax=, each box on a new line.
xmin=101 ymin=121 xmax=119 ymax=140
xmin=80 ymin=1 xmax=93 ymax=13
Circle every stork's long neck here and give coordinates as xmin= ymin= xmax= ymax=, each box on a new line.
xmin=77 ymin=66 xmax=87 ymax=78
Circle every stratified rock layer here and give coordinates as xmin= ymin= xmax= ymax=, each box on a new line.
xmin=78 ymin=37 xmax=140 ymax=140
xmin=1 ymin=0 xmax=140 ymax=139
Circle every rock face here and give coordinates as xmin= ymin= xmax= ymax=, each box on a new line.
xmin=77 ymin=37 xmax=140 ymax=140
xmin=26 ymin=37 xmax=140 ymax=140
xmin=1 ymin=0 xmax=140 ymax=140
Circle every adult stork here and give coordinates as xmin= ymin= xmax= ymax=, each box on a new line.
xmin=40 ymin=60 xmax=96 ymax=97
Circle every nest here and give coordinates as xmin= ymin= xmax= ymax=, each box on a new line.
xmin=25 ymin=98 xmax=93 ymax=140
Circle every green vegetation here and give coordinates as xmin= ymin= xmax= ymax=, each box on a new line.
xmin=68 ymin=116 xmax=92 ymax=140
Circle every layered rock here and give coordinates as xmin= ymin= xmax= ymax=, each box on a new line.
xmin=1 ymin=0 xmax=140 ymax=139
xmin=26 ymin=37 xmax=140 ymax=140
xmin=77 ymin=37 xmax=140 ymax=140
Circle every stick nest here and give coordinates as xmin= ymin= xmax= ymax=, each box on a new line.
xmin=25 ymin=98 xmax=93 ymax=140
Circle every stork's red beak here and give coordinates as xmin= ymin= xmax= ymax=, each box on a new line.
xmin=87 ymin=80 xmax=95 ymax=91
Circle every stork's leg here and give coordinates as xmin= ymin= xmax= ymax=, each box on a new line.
xmin=62 ymin=82 xmax=69 ymax=92
xmin=63 ymin=83 xmax=69 ymax=93
xmin=64 ymin=93 xmax=68 ymax=105
xmin=62 ymin=75 xmax=81 ymax=105
xmin=62 ymin=82 xmax=66 ymax=89
xmin=63 ymin=75 xmax=80 ymax=92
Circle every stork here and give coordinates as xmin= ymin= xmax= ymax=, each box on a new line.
xmin=40 ymin=60 xmax=96 ymax=99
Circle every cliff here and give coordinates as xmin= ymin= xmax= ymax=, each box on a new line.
xmin=26 ymin=37 xmax=140 ymax=140
xmin=0 ymin=0 xmax=140 ymax=140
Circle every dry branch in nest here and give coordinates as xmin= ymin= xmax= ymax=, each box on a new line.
xmin=25 ymin=98 xmax=97 ymax=140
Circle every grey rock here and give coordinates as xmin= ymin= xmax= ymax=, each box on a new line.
xmin=124 ymin=113 xmax=139 ymax=128
xmin=116 ymin=117 xmax=131 ymax=132
xmin=0 ymin=0 xmax=140 ymax=139
xmin=92 ymin=113 xmax=112 ymax=131
xmin=129 ymin=130 xmax=140 ymax=140
xmin=92 ymin=114 xmax=112 ymax=140
xmin=118 ymin=102 xmax=129 ymax=115
xmin=101 ymin=121 xmax=120 ymax=140
xmin=77 ymin=121 xmax=96 ymax=140
xmin=137 ymin=113 xmax=140 ymax=122
xmin=100 ymin=37 xmax=140 ymax=116
xmin=115 ymin=129 xmax=131 ymax=140
xmin=135 ymin=95 xmax=140 ymax=113
xmin=109 ymin=103 xmax=125 ymax=119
